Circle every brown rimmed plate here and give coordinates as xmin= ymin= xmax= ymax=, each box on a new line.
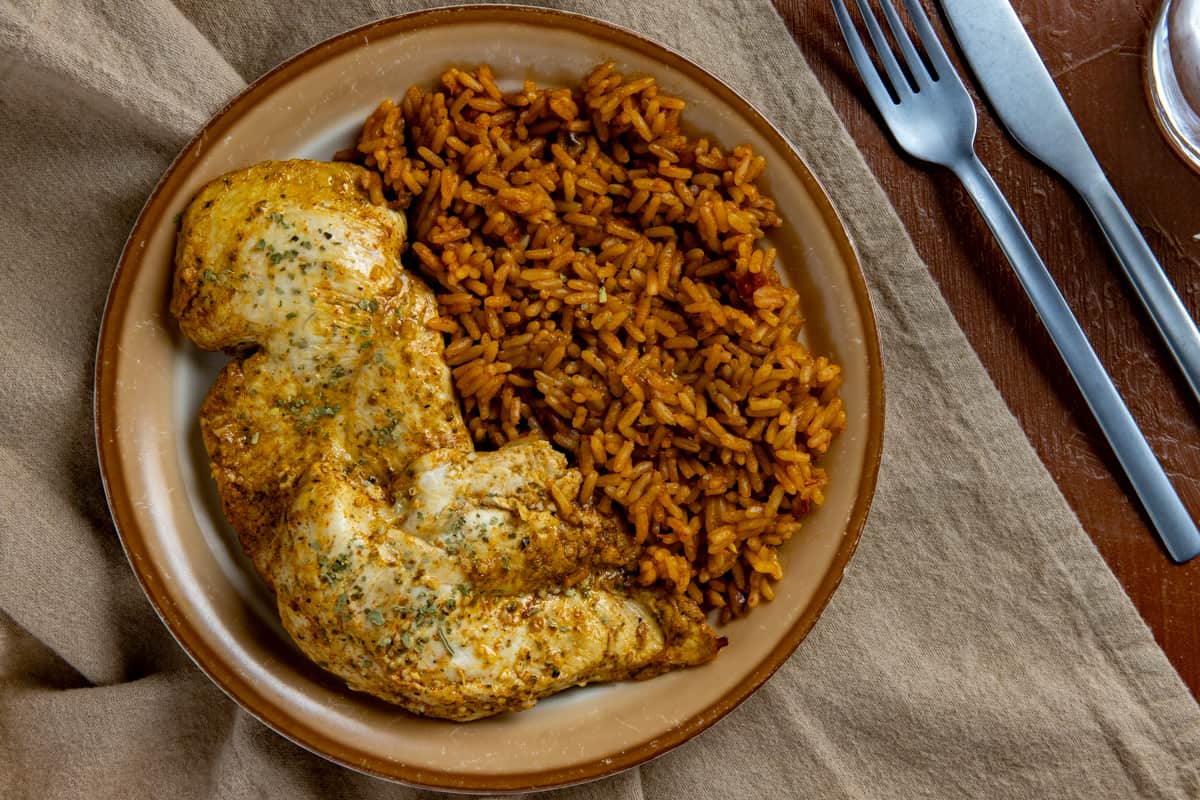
xmin=95 ymin=4 xmax=883 ymax=793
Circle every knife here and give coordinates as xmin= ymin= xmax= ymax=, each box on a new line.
xmin=937 ymin=0 xmax=1200 ymax=413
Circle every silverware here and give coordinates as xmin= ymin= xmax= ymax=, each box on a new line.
xmin=830 ymin=0 xmax=1200 ymax=562
xmin=937 ymin=0 xmax=1200 ymax=413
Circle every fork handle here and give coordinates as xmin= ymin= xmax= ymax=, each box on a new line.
xmin=951 ymin=153 xmax=1200 ymax=563
xmin=1078 ymin=178 xmax=1200 ymax=410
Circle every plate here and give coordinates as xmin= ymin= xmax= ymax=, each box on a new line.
xmin=95 ymin=5 xmax=883 ymax=792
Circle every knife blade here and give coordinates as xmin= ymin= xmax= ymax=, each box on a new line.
xmin=937 ymin=0 xmax=1200 ymax=415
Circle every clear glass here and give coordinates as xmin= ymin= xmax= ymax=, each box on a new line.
xmin=1147 ymin=0 xmax=1200 ymax=171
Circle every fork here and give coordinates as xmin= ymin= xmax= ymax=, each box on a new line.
xmin=831 ymin=0 xmax=1200 ymax=562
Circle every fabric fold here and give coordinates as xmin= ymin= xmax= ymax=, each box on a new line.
xmin=1 ymin=0 xmax=243 ymax=144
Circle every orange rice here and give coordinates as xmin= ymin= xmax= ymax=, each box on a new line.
xmin=341 ymin=63 xmax=846 ymax=622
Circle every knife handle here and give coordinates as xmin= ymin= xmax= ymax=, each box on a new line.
xmin=1078 ymin=178 xmax=1200 ymax=410
xmin=951 ymin=153 xmax=1200 ymax=563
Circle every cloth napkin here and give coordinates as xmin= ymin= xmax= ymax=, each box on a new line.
xmin=2 ymin=1 xmax=1198 ymax=797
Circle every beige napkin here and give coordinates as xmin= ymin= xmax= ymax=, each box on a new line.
xmin=2 ymin=0 xmax=1198 ymax=797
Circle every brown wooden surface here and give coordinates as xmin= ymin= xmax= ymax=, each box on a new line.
xmin=773 ymin=0 xmax=1200 ymax=697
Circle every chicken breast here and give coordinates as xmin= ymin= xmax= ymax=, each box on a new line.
xmin=171 ymin=159 xmax=721 ymax=720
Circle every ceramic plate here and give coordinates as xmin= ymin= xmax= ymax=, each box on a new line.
xmin=95 ymin=5 xmax=883 ymax=792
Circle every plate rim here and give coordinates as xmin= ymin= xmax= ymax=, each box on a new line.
xmin=94 ymin=3 xmax=885 ymax=792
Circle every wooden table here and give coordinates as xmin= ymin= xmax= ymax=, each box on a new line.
xmin=774 ymin=0 xmax=1200 ymax=697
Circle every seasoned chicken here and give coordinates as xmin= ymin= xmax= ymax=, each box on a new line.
xmin=171 ymin=159 xmax=721 ymax=720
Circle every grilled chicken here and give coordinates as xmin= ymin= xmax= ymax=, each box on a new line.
xmin=171 ymin=159 xmax=721 ymax=720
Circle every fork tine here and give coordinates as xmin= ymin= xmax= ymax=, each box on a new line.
xmin=830 ymin=0 xmax=901 ymax=110
xmin=877 ymin=0 xmax=928 ymax=84
xmin=850 ymin=0 xmax=914 ymax=97
xmin=900 ymin=0 xmax=958 ymax=85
